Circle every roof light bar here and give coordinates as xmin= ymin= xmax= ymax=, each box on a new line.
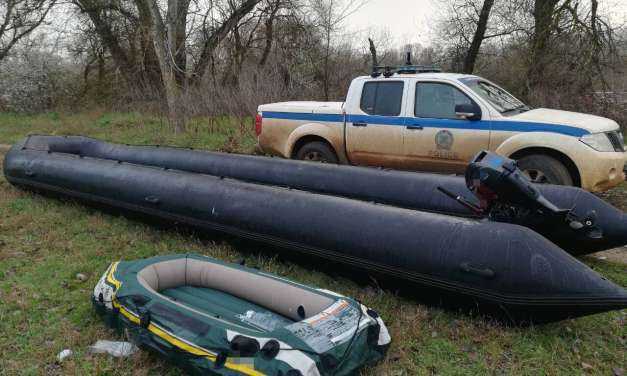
xmin=370 ymin=52 xmax=441 ymax=78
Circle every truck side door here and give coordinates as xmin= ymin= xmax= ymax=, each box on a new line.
xmin=403 ymin=81 xmax=490 ymax=173
xmin=345 ymin=80 xmax=407 ymax=168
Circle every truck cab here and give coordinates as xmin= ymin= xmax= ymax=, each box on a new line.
xmin=256 ymin=68 xmax=626 ymax=192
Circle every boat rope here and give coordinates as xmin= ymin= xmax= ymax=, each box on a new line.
xmin=334 ymin=301 xmax=365 ymax=370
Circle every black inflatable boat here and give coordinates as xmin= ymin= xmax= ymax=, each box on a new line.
xmin=18 ymin=135 xmax=627 ymax=255
xmin=4 ymin=135 xmax=627 ymax=323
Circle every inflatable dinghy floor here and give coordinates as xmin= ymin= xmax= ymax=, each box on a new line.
xmin=93 ymin=254 xmax=390 ymax=376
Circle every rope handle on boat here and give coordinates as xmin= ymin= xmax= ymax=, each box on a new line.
xmin=97 ymin=294 xmax=234 ymax=357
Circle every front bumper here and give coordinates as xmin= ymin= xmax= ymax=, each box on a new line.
xmin=579 ymin=151 xmax=627 ymax=192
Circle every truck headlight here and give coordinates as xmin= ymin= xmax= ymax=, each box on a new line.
xmin=580 ymin=133 xmax=615 ymax=152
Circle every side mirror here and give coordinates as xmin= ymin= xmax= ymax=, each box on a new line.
xmin=455 ymin=103 xmax=481 ymax=121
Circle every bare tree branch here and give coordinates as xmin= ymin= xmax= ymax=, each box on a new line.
xmin=193 ymin=0 xmax=262 ymax=81
xmin=0 ymin=0 xmax=56 ymax=61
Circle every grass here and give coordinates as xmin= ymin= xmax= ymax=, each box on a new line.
xmin=0 ymin=112 xmax=625 ymax=375
xmin=0 ymin=111 xmax=258 ymax=154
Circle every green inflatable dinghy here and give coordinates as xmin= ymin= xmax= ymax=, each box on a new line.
xmin=92 ymin=254 xmax=390 ymax=375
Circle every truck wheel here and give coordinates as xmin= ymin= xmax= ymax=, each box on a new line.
xmin=516 ymin=154 xmax=573 ymax=186
xmin=295 ymin=142 xmax=339 ymax=164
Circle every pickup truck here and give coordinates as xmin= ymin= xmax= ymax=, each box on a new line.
xmin=255 ymin=68 xmax=626 ymax=192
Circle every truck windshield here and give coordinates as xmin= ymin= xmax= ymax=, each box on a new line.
xmin=459 ymin=78 xmax=529 ymax=115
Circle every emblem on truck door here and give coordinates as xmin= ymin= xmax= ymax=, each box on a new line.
xmin=435 ymin=130 xmax=454 ymax=150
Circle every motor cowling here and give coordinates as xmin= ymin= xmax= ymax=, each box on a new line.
xmin=464 ymin=150 xmax=602 ymax=239
xmin=465 ymin=151 xmax=563 ymax=213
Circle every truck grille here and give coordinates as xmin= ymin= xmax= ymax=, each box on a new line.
xmin=606 ymin=131 xmax=625 ymax=152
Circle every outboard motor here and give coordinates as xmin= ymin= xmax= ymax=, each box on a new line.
xmin=439 ymin=151 xmax=603 ymax=240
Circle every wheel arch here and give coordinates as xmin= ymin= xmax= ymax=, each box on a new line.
xmin=509 ymin=147 xmax=582 ymax=187
xmin=290 ymin=135 xmax=338 ymax=159
xmin=285 ymin=122 xmax=345 ymax=161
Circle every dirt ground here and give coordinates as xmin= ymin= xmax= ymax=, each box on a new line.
xmin=592 ymin=247 xmax=627 ymax=264
xmin=594 ymin=183 xmax=627 ymax=264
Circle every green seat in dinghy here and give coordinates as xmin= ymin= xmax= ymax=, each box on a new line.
xmin=93 ymin=254 xmax=390 ymax=375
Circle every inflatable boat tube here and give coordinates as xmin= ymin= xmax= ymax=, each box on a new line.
xmin=5 ymin=138 xmax=627 ymax=323
xmin=19 ymin=135 xmax=627 ymax=255
xmin=93 ymin=254 xmax=390 ymax=375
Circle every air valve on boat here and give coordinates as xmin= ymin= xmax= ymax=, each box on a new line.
xmin=438 ymin=150 xmax=603 ymax=240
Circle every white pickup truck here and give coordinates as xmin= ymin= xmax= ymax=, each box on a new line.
xmin=255 ymin=67 xmax=626 ymax=192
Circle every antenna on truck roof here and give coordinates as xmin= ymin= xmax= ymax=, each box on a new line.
xmin=370 ymin=52 xmax=441 ymax=78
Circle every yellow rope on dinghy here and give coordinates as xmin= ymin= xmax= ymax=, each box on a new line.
xmin=106 ymin=262 xmax=264 ymax=376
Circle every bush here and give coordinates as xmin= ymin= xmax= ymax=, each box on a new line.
xmin=0 ymin=50 xmax=82 ymax=113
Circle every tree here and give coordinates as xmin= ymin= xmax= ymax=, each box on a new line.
xmin=309 ymin=0 xmax=365 ymax=100
xmin=138 ymin=0 xmax=191 ymax=132
xmin=0 ymin=0 xmax=55 ymax=61
xmin=463 ymin=0 xmax=495 ymax=74
xmin=526 ymin=0 xmax=617 ymax=95
xmin=527 ymin=0 xmax=561 ymax=91
xmin=73 ymin=0 xmax=162 ymax=91
xmin=141 ymin=0 xmax=262 ymax=131
xmin=258 ymin=0 xmax=282 ymax=67
xmin=74 ymin=0 xmax=262 ymax=132
xmin=192 ymin=0 xmax=263 ymax=82
xmin=437 ymin=0 xmax=525 ymax=73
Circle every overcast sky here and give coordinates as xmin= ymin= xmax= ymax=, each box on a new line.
xmin=345 ymin=0 xmax=437 ymax=45
xmin=345 ymin=0 xmax=627 ymax=47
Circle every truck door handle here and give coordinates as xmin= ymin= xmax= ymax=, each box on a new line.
xmin=353 ymin=122 xmax=368 ymax=127
xmin=406 ymin=125 xmax=423 ymax=130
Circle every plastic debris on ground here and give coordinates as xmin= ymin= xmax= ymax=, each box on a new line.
xmin=57 ymin=349 xmax=72 ymax=362
xmin=88 ymin=340 xmax=138 ymax=358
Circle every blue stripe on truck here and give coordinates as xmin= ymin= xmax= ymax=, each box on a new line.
xmin=262 ymin=111 xmax=345 ymax=122
xmin=262 ymin=111 xmax=590 ymax=137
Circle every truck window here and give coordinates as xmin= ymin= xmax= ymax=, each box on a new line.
xmin=460 ymin=78 xmax=527 ymax=114
xmin=415 ymin=83 xmax=474 ymax=119
xmin=360 ymin=81 xmax=404 ymax=116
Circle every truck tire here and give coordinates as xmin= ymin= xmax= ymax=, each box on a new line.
xmin=295 ymin=142 xmax=339 ymax=164
xmin=516 ymin=154 xmax=573 ymax=186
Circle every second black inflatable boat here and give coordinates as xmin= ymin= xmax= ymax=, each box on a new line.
xmin=19 ymin=135 xmax=627 ymax=255
xmin=5 ymin=136 xmax=627 ymax=323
